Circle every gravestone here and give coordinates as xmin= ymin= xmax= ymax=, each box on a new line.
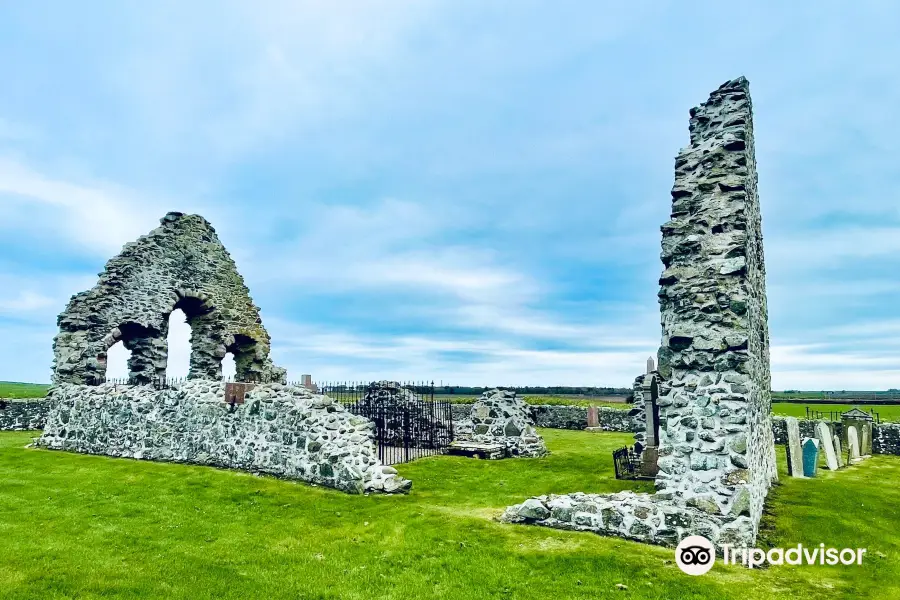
xmin=784 ymin=417 xmax=804 ymax=477
xmin=841 ymin=408 xmax=874 ymax=456
xmin=586 ymin=406 xmax=600 ymax=428
xmin=861 ymin=423 xmax=872 ymax=457
xmin=847 ymin=426 xmax=861 ymax=464
xmin=832 ymin=434 xmax=844 ymax=468
xmin=815 ymin=421 xmax=839 ymax=470
xmin=801 ymin=438 xmax=819 ymax=477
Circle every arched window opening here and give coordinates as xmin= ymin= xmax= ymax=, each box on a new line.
xmin=104 ymin=341 xmax=131 ymax=380
xmin=222 ymin=352 xmax=236 ymax=381
xmin=166 ymin=309 xmax=192 ymax=379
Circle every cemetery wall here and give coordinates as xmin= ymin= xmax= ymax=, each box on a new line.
xmin=34 ymin=381 xmax=412 ymax=494
xmin=0 ymin=400 xmax=49 ymax=430
xmin=873 ymin=423 xmax=900 ymax=455
xmin=452 ymin=403 xmax=634 ymax=431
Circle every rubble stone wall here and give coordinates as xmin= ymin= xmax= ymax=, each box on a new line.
xmin=0 ymin=400 xmax=49 ymax=430
xmin=504 ymin=77 xmax=775 ymax=549
xmin=34 ymin=381 xmax=411 ymax=494
xmin=653 ymin=76 xmax=776 ymax=540
xmin=454 ymin=389 xmax=548 ymax=457
xmin=52 ymin=212 xmax=285 ymax=385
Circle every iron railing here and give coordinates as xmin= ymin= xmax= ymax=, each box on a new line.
xmin=612 ymin=445 xmax=643 ymax=480
xmin=805 ymin=406 xmax=881 ymax=424
xmin=326 ymin=381 xmax=454 ymax=465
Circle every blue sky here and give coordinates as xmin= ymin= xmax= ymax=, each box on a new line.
xmin=1 ymin=1 xmax=898 ymax=389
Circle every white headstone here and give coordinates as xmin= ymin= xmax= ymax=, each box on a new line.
xmin=815 ymin=421 xmax=839 ymax=471
xmin=861 ymin=423 xmax=872 ymax=457
xmin=784 ymin=417 xmax=804 ymax=477
xmin=833 ymin=434 xmax=844 ymax=468
xmin=848 ymin=425 xmax=861 ymax=463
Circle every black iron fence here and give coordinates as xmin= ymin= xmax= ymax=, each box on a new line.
xmin=805 ymin=406 xmax=881 ymax=424
xmin=323 ymin=381 xmax=454 ymax=465
xmin=612 ymin=446 xmax=642 ymax=480
xmin=84 ymin=375 xmax=181 ymax=389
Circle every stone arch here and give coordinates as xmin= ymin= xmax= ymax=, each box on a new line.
xmin=52 ymin=212 xmax=286 ymax=384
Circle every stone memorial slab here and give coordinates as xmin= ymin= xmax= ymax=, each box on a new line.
xmin=847 ymin=426 xmax=861 ymax=464
xmin=801 ymin=437 xmax=819 ymax=477
xmin=861 ymin=423 xmax=872 ymax=456
xmin=784 ymin=417 xmax=804 ymax=477
xmin=586 ymin=406 xmax=599 ymax=428
xmin=833 ymin=434 xmax=844 ymax=468
xmin=815 ymin=421 xmax=839 ymax=470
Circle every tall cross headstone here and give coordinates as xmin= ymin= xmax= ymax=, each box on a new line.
xmin=784 ymin=417 xmax=804 ymax=477
xmin=815 ymin=421 xmax=839 ymax=471
xmin=639 ymin=374 xmax=660 ymax=477
xmin=801 ymin=437 xmax=819 ymax=477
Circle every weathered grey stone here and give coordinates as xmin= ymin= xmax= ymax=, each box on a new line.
xmin=502 ymin=77 xmax=776 ymax=550
xmin=848 ymin=426 xmax=861 ymax=463
xmin=833 ymin=434 xmax=844 ymax=468
xmin=34 ymin=381 xmax=410 ymax=494
xmin=454 ymin=389 xmax=548 ymax=458
xmin=0 ymin=400 xmax=49 ymax=430
xmin=784 ymin=417 xmax=804 ymax=477
xmin=815 ymin=421 xmax=839 ymax=470
xmin=52 ymin=213 xmax=285 ymax=385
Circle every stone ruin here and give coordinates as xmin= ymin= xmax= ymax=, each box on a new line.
xmin=36 ymin=380 xmax=412 ymax=494
xmin=39 ymin=212 xmax=412 ymax=495
xmin=452 ymin=389 xmax=548 ymax=458
xmin=52 ymin=212 xmax=285 ymax=385
xmin=504 ymin=77 xmax=777 ymax=548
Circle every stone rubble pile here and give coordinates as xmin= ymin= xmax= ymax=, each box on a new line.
xmin=35 ymin=380 xmax=411 ymax=494
xmin=454 ymin=389 xmax=548 ymax=458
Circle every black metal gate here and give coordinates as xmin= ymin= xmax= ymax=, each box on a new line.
xmin=612 ymin=446 xmax=642 ymax=480
xmin=326 ymin=381 xmax=454 ymax=465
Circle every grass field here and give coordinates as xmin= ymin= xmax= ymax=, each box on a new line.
xmin=1 ymin=428 xmax=897 ymax=599
xmin=772 ymin=402 xmax=898 ymax=422
xmin=6 ymin=383 xmax=900 ymax=422
xmin=0 ymin=381 xmax=51 ymax=399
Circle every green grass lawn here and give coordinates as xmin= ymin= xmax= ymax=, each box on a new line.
xmin=1 ymin=429 xmax=897 ymax=599
xmin=0 ymin=381 xmax=51 ymax=399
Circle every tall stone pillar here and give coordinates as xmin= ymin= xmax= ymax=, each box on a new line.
xmin=655 ymin=77 xmax=776 ymax=537
xmin=502 ymin=78 xmax=775 ymax=549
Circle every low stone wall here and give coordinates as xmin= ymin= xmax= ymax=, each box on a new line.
xmin=34 ymin=381 xmax=411 ymax=494
xmin=0 ymin=400 xmax=50 ymax=430
xmin=502 ymin=491 xmax=754 ymax=550
xmin=771 ymin=416 xmax=822 ymax=444
xmin=452 ymin=403 xmax=635 ymax=431
xmin=874 ymin=423 xmax=900 ymax=455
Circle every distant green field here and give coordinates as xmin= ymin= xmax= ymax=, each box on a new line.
xmin=0 ymin=382 xmax=50 ymax=399
xmin=772 ymin=402 xmax=898 ymax=422
xmin=436 ymin=394 xmax=630 ymax=409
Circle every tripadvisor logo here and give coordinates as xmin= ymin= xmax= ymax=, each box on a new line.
xmin=676 ymin=536 xmax=715 ymax=575
xmin=676 ymin=535 xmax=868 ymax=574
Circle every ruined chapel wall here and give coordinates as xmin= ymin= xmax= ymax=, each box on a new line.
xmin=654 ymin=77 xmax=776 ymax=531
xmin=53 ymin=213 xmax=283 ymax=384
